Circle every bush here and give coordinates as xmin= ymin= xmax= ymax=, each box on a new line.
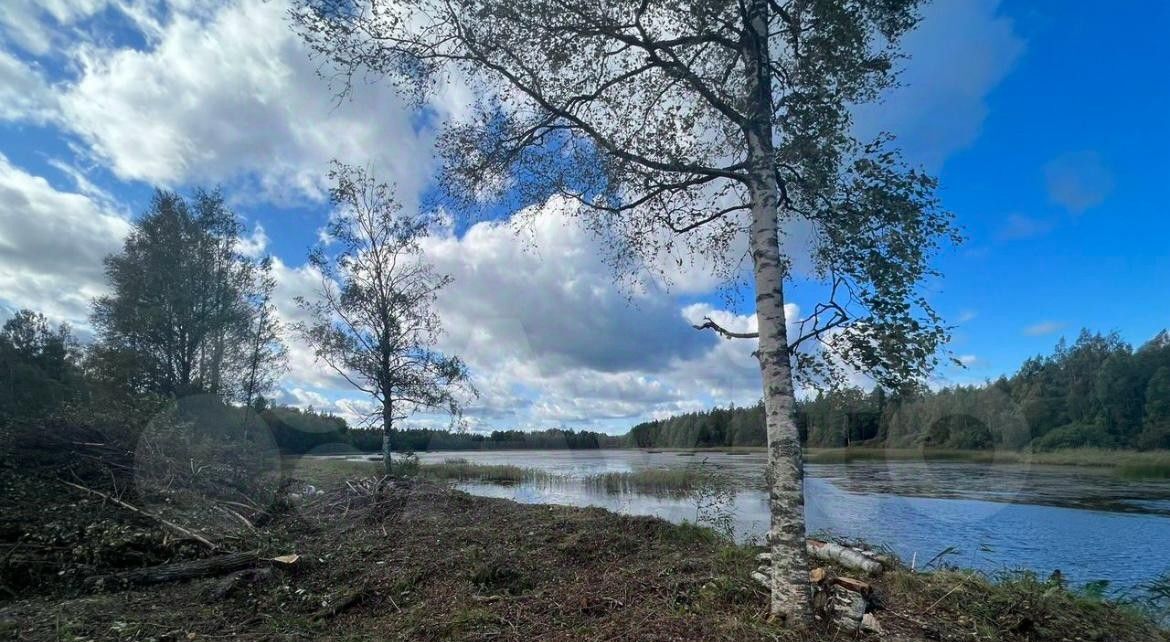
xmin=1136 ymin=422 xmax=1170 ymax=451
xmin=1032 ymin=423 xmax=1116 ymax=451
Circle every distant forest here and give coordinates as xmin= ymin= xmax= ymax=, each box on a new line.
xmin=633 ymin=330 xmax=1170 ymax=452
xmin=220 ymin=328 xmax=1170 ymax=454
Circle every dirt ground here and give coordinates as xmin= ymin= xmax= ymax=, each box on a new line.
xmin=0 ymin=454 xmax=1166 ymax=642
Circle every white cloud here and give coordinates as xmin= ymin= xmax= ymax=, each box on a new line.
xmin=55 ymin=0 xmax=445 ymax=203
xmin=237 ymin=223 xmax=269 ymax=259
xmin=1044 ymin=151 xmax=1113 ymax=214
xmin=1023 ymin=321 xmax=1065 ymax=337
xmin=0 ymin=153 xmax=131 ymax=324
xmin=0 ymin=0 xmax=112 ymax=56
xmin=0 ymin=48 xmax=56 ymax=122
xmin=266 ymin=256 xmax=353 ymax=392
xmin=422 ymin=197 xmax=715 ymax=377
xmin=997 ymin=213 xmax=1054 ymax=241
xmin=853 ymin=0 xmax=1024 ymax=170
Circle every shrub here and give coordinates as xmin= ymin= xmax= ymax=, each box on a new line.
xmin=1032 ymin=423 xmax=1116 ymax=451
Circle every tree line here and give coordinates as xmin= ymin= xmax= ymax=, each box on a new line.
xmin=628 ymin=329 xmax=1170 ymax=452
xmin=252 ymin=397 xmax=624 ymax=455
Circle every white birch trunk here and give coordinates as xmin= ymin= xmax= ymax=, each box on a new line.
xmin=382 ymin=396 xmax=393 ymax=476
xmin=381 ymin=431 xmax=392 ymax=476
xmin=743 ymin=0 xmax=811 ymax=625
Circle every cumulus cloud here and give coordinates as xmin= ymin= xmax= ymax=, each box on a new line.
xmin=0 ymin=153 xmax=131 ymax=324
xmin=1044 ymin=151 xmax=1114 ymax=214
xmin=422 ymin=197 xmax=716 ymax=377
xmin=54 ymin=0 xmax=444 ymax=203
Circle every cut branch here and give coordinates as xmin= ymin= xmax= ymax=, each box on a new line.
xmin=60 ymin=480 xmax=216 ymax=549
xmin=692 ymin=316 xmax=759 ymax=340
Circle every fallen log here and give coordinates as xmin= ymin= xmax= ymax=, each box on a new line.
xmin=807 ymin=540 xmax=884 ymax=576
xmin=87 ymin=551 xmax=260 ymax=589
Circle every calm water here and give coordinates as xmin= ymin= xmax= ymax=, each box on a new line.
xmin=360 ymin=449 xmax=1170 ymax=595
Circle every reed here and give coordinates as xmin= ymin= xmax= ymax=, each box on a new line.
xmin=420 ymin=461 xmax=554 ymax=484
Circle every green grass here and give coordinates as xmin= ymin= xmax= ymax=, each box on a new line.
xmin=1116 ymin=462 xmax=1170 ymax=480
xmin=805 ymin=448 xmax=1003 ymax=464
xmin=419 ymin=461 xmax=554 ymax=484
xmin=285 ymin=456 xmax=381 ymax=486
xmin=583 ymin=469 xmax=729 ymax=495
xmin=1029 ymin=448 xmax=1170 ymax=468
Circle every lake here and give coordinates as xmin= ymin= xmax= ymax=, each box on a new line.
xmin=361 ymin=449 xmax=1170 ymax=596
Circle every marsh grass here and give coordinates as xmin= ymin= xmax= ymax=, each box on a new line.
xmin=1116 ymin=462 xmax=1170 ymax=479
xmin=419 ymin=461 xmax=554 ymax=484
xmin=583 ymin=468 xmax=728 ymax=496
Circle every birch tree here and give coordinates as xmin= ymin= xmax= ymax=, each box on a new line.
xmin=296 ymin=164 xmax=472 ymax=474
xmin=93 ymin=190 xmax=283 ymax=401
xmin=293 ymin=0 xmax=957 ymax=624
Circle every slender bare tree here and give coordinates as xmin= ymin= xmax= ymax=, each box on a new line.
xmin=241 ymin=257 xmax=287 ymax=437
xmin=296 ymin=164 xmax=472 ymax=474
xmin=292 ymin=0 xmax=958 ymax=623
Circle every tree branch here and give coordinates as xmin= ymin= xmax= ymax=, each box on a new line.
xmin=692 ymin=316 xmax=759 ymax=340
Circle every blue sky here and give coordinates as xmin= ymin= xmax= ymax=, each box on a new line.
xmin=0 ymin=0 xmax=1166 ymax=433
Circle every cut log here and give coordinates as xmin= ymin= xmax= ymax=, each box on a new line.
xmin=87 ymin=552 xmax=260 ymax=588
xmin=861 ymin=612 xmax=884 ymax=634
xmin=832 ymin=576 xmax=872 ymax=595
xmin=807 ymin=539 xmax=884 ymax=576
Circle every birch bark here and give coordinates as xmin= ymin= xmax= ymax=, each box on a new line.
xmin=743 ymin=0 xmax=811 ymax=624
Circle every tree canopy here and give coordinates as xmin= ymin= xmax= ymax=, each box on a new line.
xmin=91 ymin=190 xmax=285 ymax=401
